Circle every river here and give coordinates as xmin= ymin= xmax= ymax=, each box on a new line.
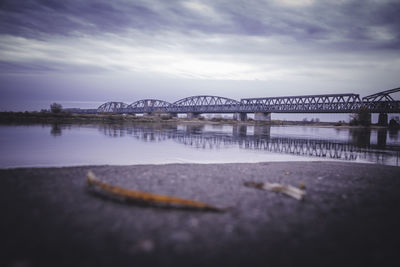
xmin=0 ymin=123 xmax=399 ymax=168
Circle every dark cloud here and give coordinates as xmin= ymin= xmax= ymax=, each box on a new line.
xmin=0 ymin=0 xmax=398 ymax=50
xmin=328 ymin=0 xmax=399 ymax=48
xmin=0 ymin=0 xmax=167 ymax=37
xmin=215 ymin=0 xmax=400 ymax=50
xmin=0 ymin=61 xmax=56 ymax=73
xmin=0 ymin=0 xmax=399 ymax=84
xmin=0 ymin=60 xmax=109 ymax=74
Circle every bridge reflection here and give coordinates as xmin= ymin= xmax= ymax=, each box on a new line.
xmin=93 ymin=123 xmax=400 ymax=164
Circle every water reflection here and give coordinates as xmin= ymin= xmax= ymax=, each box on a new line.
xmin=377 ymin=129 xmax=387 ymax=148
xmin=4 ymin=122 xmax=396 ymax=167
xmin=50 ymin=124 xmax=62 ymax=136
xmin=88 ymin=123 xmax=400 ymax=165
xmin=349 ymin=128 xmax=371 ymax=148
xmin=389 ymin=129 xmax=399 ymax=140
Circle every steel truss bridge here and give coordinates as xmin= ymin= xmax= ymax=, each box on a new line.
xmin=96 ymin=87 xmax=400 ymax=115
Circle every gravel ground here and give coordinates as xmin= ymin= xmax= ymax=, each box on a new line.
xmin=1 ymin=161 xmax=400 ymax=267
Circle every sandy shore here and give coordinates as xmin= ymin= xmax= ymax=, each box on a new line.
xmin=1 ymin=162 xmax=400 ymax=267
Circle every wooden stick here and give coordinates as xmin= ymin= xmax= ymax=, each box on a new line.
xmin=87 ymin=171 xmax=222 ymax=211
xmin=244 ymin=181 xmax=306 ymax=200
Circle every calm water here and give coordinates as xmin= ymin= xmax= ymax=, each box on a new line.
xmin=1 ymin=123 xmax=399 ymax=168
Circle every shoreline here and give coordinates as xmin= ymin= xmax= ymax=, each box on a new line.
xmin=0 ymin=111 xmax=393 ymax=129
xmin=0 ymin=159 xmax=378 ymax=171
xmin=1 ymin=161 xmax=400 ymax=266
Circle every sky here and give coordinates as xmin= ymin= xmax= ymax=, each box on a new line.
xmin=0 ymin=0 xmax=399 ymax=112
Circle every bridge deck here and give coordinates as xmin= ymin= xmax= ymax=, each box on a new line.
xmin=92 ymin=88 xmax=400 ymax=114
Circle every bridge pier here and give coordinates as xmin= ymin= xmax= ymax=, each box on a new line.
xmin=234 ymin=113 xmax=247 ymax=121
xmin=187 ymin=112 xmax=201 ymax=119
xmin=254 ymin=112 xmax=271 ymax=122
xmin=378 ymin=113 xmax=388 ymax=126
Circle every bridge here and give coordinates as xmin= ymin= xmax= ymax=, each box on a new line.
xmin=70 ymin=87 xmax=400 ymax=125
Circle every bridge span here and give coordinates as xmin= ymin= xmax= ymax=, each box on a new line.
xmin=72 ymin=87 xmax=400 ymax=124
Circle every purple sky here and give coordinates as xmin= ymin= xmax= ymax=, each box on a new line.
xmin=0 ymin=0 xmax=399 ymax=111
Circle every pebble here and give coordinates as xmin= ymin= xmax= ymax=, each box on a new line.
xmin=137 ymin=239 xmax=155 ymax=253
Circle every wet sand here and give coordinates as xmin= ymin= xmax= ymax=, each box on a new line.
xmin=1 ymin=162 xmax=400 ymax=267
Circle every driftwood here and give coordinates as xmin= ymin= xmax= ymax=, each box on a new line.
xmin=244 ymin=181 xmax=306 ymax=200
xmin=86 ymin=171 xmax=222 ymax=211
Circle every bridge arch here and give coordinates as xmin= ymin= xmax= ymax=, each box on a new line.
xmin=173 ymin=95 xmax=240 ymax=106
xmin=363 ymin=87 xmax=400 ymax=102
xmin=127 ymin=99 xmax=172 ymax=113
xmin=173 ymin=95 xmax=240 ymax=114
xmin=128 ymin=99 xmax=172 ymax=109
xmin=97 ymin=102 xmax=128 ymax=113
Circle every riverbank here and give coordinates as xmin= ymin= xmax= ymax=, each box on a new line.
xmin=0 ymin=111 xmax=391 ymax=129
xmin=1 ymin=162 xmax=399 ymax=267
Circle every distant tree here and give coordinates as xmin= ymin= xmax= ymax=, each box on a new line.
xmin=350 ymin=106 xmax=370 ymax=126
xmin=358 ymin=106 xmax=371 ymax=126
xmin=334 ymin=121 xmax=342 ymax=126
xmin=161 ymin=115 xmax=172 ymax=120
xmin=151 ymin=109 xmax=166 ymax=117
xmin=50 ymin=103 xmax=62 ymax=113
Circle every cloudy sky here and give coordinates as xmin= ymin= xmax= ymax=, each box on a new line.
xmin=0 ymin=0 xmax=399 ymax=111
